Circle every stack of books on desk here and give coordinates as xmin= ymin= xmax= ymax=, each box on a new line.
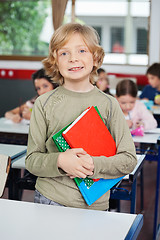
xmin=52 ymin=106 xmax=124 ymax=205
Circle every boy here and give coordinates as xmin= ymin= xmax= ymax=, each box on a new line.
xmin=25 ymin=23 xmax=137 ymax=210
xmin=139 ymin=63 xmax=160 ymax=105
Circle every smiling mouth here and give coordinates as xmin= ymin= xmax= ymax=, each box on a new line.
xmin=68 ymin=67 xmax=84 ymax=71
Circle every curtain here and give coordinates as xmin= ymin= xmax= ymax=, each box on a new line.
xmin=51 ymin=0 xmax=68 ymax=30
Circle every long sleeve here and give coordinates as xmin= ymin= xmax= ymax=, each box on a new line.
xmin=25 ymin=97 xmax=65 ymax=178
xmin=139 ymin=85 xmax=157 ymax=101
xmin=25 ymin=86 xmax=138 ymax=210
xmin=131 ymin=100 xmax=157 ymax=130
xmin=139 ymin=85 xmax=149 ymax=99
xmin=91 ymin=99 xmax=137 ymax=179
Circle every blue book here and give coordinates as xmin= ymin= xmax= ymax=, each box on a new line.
xmin=74 ymin=176 xmax=124 ymax=206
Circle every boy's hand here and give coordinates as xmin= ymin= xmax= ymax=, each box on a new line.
xmin=57 ymin=148 xmax=94 ymax=178
xmin=68 ymin=153 xmax=94 ymax=178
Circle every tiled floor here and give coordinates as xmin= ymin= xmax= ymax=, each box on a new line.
xmin=2 ymin=160 xmax=160 ymax=240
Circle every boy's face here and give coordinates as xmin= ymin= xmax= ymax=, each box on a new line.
xmin=57 ymin=33 xmax=94 ymax=85
xmin=147 ymin=73 xmax=160 ymax=89
xmin=116 ymin=94 xmax=136 ymax=115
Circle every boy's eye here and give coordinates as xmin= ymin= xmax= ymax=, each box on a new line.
xmin=61 ymin=52 xmax=67 ymax=56
xmin=80 ymin=49 xmax=86 ymax=53
xmin=58 ymin=51 xmax=68 ymax=56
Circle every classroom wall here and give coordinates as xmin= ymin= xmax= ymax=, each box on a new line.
xmin=0 ymin=78 xmax=36 ymax=117
xmin=0 ymin=66 xmax=148 ymax=119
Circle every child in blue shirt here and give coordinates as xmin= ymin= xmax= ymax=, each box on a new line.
xmin=139 ymin=63 xmax=160 ymax=104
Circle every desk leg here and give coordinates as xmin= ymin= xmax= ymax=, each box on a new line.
xmin=131 ymin=178 xmax=137 ymax=214
xmin=8 ymin=168 xmax=22 ymax=200
xmin=153 ymin=146 xmax=160 ymax=240
xmin=140 ymin=168 xmax=144 ymax=211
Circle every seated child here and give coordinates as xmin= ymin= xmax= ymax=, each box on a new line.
xmin=5 ymin=68 xmax=58 ymax=123
xmin=116 ymin=79 xmax=157 ymax=130
xmin=25 ymin=23 xmax=137 ymax=211
xmin=96 ymin=68 xmax=112 ymax=95
xmin=139 ymin=63 xmax=160 ymax=105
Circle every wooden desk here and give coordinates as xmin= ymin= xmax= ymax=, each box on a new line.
xmin=144 ymin=128 xmax=160 ymax=134
xmin=132 ymin=132 xmax=160 ymax=144
xmin=11 ymin=154 xmax=26 ymax=169
xmin=0 ymin=117 xmax=29 ymax=145
xmin=151 ymin=105 xmax=160 ymax=115
xmin=10 ymin=154 xmax=145 ymax=216
xmin=133 ymin=133 xmax=160 ymax=240
xmin=0 ymin=143 xmax=27 ymax=200
xmin=0 ymin=143 xmax=27 ymax=160
xmin=110 ymin=154 xmax=145 ymax=214
xmin=151 ymin=106 xmax=160 ymax=127
xmin=0 ymin=199 xmax=143 ymax=240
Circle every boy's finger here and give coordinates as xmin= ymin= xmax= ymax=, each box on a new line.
xmin=72 ymin=148 xmax=87 ymax=155
xmin=82 ymin=161 xmax=94 ymax=170
xmin=69 ymin=175 xmax=76 ymax=179
xmin=78 ymin=166 xmax=93 ymax=177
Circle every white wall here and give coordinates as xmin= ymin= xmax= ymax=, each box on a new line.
xmin=149 ymin=0 xmax=160 ymax=65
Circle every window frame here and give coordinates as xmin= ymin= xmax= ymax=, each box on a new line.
xmin=0 ymin=0 xmax=155 ymax=66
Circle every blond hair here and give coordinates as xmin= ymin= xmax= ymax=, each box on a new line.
xmin=42 ymin=23 xmax=105 ymax=85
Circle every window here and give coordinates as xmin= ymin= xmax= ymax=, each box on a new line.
xmin=137 ymin=28 xmax=148 ymax=54
xmin=0 ymin=0 xmax=150 ymax=65
xmin=0 ymin=0 xmax=51 ymax=59
xmin=66 ymin=0 xmax=150 ymax=65
xmin=92 ymin=26 xmax=102 ymax=45
xmin=111 ymin=27 xmax=124 ymax=53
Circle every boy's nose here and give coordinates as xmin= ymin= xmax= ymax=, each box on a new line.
xmin=69 ymin=52 xmax=78 ymax=62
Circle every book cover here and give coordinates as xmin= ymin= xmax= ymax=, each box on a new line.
xmin=62 ymin=106 xmax=116 ymax=157
xmin=0 ymin=155 xmax=11 ymax=197
xmin=52 ymin=106 xmax=124 ymax=205
xmin=75 ymin=176 xmax=123 ymax=206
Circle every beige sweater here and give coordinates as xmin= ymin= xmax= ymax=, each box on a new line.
xmin=25 ymin=86 xmax=137 ymax=210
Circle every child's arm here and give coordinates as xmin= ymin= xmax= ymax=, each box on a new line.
xmin=88 ymin=99 xmax=137 ymax=180
xmin=154 ymin=95 xmax=160 ymax=105
xmin=25 ymin=98 xmax=94 ymax=178
xmin=22 ymin=106 xmax=32 ymax=120
xmin=5 ymin=104 xmax=26 ymax=123
xmin=139 ymin=85 xmax=150 ymax=100
xmin=133 ymin=101 xmax=157 ymax=130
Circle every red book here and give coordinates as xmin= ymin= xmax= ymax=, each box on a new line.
xmin=62 ymin=106 xmax=116 ymax=157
